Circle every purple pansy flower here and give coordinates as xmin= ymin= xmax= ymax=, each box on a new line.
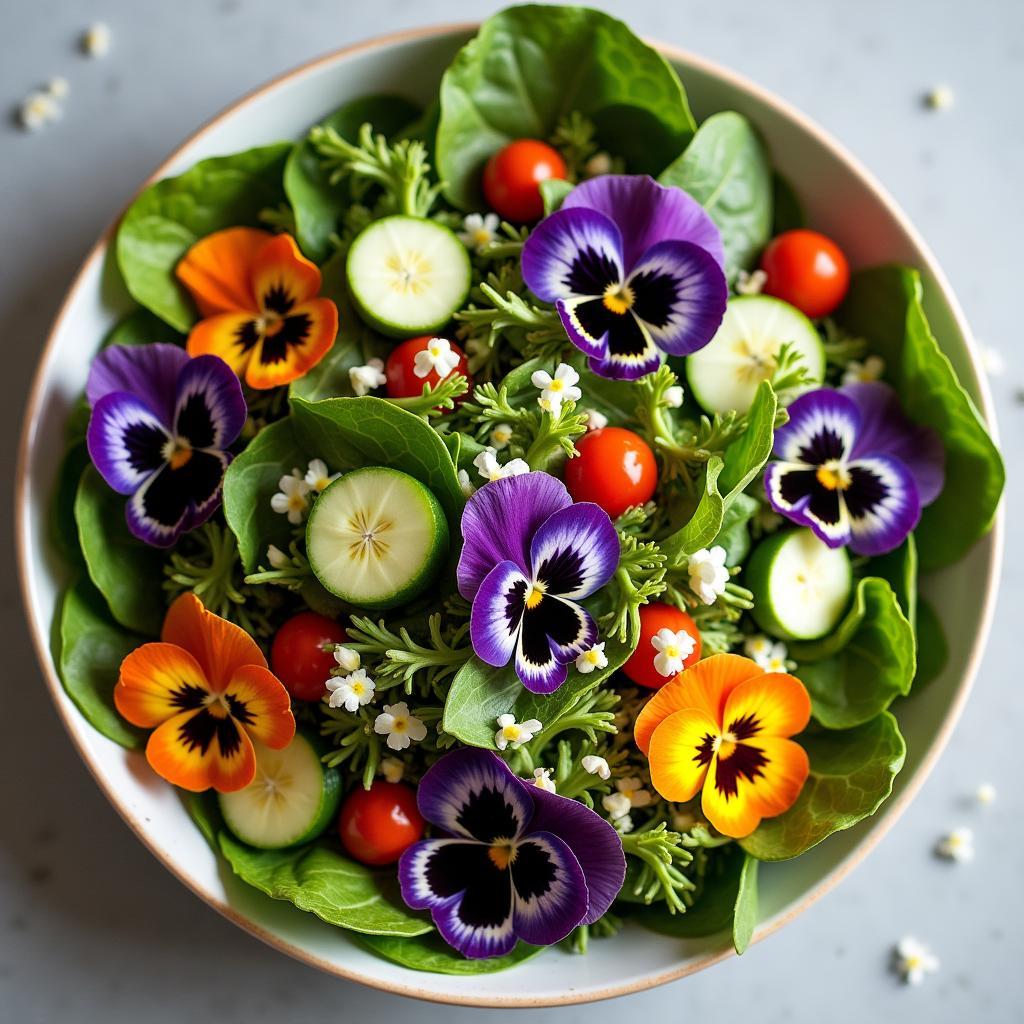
xmin=86 ymin=343 xmax=246 ymax=548
xmin=399 ymin=747 xmax=625 ymax=959
xmin=521 ymin=174 xmax=728 ymax=380
xmin=458 ymin=472 xmax=619 ymax=694
xmin=764 ymin=382 xmax=945 ymax=555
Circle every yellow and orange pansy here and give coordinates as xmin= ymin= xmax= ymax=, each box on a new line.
xmin=176 ymin=227 xmax=338 ymax=390
xmin=635 ymin=653 xmax=811 ymax=839
xmin=115 ymin=593 xmax=295 ymax=792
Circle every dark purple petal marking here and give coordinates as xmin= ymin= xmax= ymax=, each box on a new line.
xmin=541 ymin=602 xmax=598 ymax=669
xmin=764 ymin=462 xmax=851 ymax=548
xmin=172 ymin=354 xmax=247 ymax=451
xmin=431 ymin=881 xmax=517 ymax=959
xmin=510 ymin=831 xmax=588 ymax=946
xmin=470 ymin=561 xmax=529 ymax=668
xmin=530 ymin=502 xmax=620 ymax=599
xmin=86 ymin=343 xmax=190 ymax=425
xmin=772 ymin=389 xmax=860 ymax=465
xmin=845 ymin=454 xmax=922 ymax=556
xmin=556 ymin=295 xmax=630 ymax=359
xmin=87 ymin=391 xmax=168 ymax=495
xmin=587 ymin=344 xmax=663 ymax=382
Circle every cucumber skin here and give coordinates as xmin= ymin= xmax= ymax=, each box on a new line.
xmin=306 ymin=468 xmax=450 ymax=611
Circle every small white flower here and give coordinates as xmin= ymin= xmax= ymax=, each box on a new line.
xmin=326 ymin=668 xmax=376 ymax=712
xmin=615 ymin=814 xmax=634 ymax=833
xmin=735 ymin=268 xmax=768 ymax=295
xmin=935 ymin=827 xmax=974 ymax=863
xmin=373 ymin=702 xmax=427 ymax=751
xmin=457 ymin=468 xmax=476 ymax=497
xmin=980 ymin=345 xmax=1006 ymax=376
xmin=841 ymin=354 xmax=886 ymax=386
xmin=893 ymin=936 xmax=939 ymax=985
xmin=413 ymin=337 xmax=460 ymax=379
xmin=575 ymin=643 xmax=608 ymax=674
xmin=925 ymin=85 xmax=954 ymax=111
xmin=304 ymin=458 xmax=339 ymax=493
xmin=584 ymin=152 xmax=613 ymax=177
xmin=616 ymin=776 xmax=653 ymax=809
xmin=532 ymin=363 xmax=582 ymax=412
xmin=349 ymin=358 xmax=386 ymax=396
xmin=82 ymin=22 xmax=112 ymax=58
xmin=584 ymin=409 xmax=608 ymax=431
xmin=530 ymin=767 xmax=557 ymax=793
xmin=19 ymin=91 xmax=61 ymax=131
xmin=651 ymin=627 xmax=697 ymax=677
xmin=379 ymin=757 xmax=405 ymax=784
xmin=458 ymin=212 xmax=500 ymax=252
xmin=270 ymin=470 xmax=311 ymax=524
xmin=602 ymin=791 xmax=633 ymax=821
xmin=489 ymin=422 xmax=514 ymax=450
xmin=581 ymin=755 xmax=611 ymax=780
xmin=976 ymin=782 xmax=997 ymax=805
xmin=46 ymin=77 xmax=70 ymax=100
xmin=688 ymin=546 xmax=730 ymax=605
xmin=664 ymin=385 xmax=684 ymax=408
xmin=333 ymin=646 xmax=360 ymax=673
xmin=494 ymin=713 xmax=542 ymax=751
xmin=266 ymin=544 xmax=290 ymax=570
xmin=745 ymin=635 xmax=788 ymax=672
xmin=473 ymin=447 xmax=529 ymax=482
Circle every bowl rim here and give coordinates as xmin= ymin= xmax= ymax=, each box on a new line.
xmin=15 ymin=20 xmax=1004 ymax=1008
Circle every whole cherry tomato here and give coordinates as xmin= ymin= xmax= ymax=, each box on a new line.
xmin=270 ymin=611 xmax=347 ymax=702
xmin=564 ymin=427 xmax=658 ymax=519
xmin=759 ymin=229 xmax=850 ymax=319
xmin=385 ymin=336 xmax=471 ymax=409
xmin=483 ymin=139 xmax=567 ymax=223
xmin=623 ymin=603 xmax=702 ymax=690
xmin=339 ymin=781 xmax=424 ymax=866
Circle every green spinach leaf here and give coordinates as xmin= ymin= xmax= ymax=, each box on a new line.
xmin=914 ymin=597 xmax=948 ymax=690
xmin=51 ymin=440 xmax=89 ymax=568
xmin=718 ymin=380 xmax=777 ymax=498
xmin=869 ymin=533 xmax=917 ymax=630
xmin=358 ymin=933 xmax=541 ymax=974
xmin=661 ymin=456 xmax=725 ymax=562
xmin=103 ymin=307 xmax=186 ymax=349
xmin=771 ymin=173 xmax=804 ymax=233
xmin=713 ymin=493 xmax=759 ymax=567
xmin=732 ymin=853 xmax=759 ymax=954
xmin=182 ymin=791 xmax=223 ymax=851
xmin=540 ymin=177 xmax=574 ymax=215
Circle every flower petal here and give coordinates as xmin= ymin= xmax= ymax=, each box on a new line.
xmin=251 ymin=233 xmax=323 ymax=308
xmin=771 ymin=388 xmax=860 ymax=466
xmin=721 ymin=672 xmax=811 ymax=741
xmin=243 ymin=297 xmax=338 ymax=390
xmin=647 ymin=708 xmax=718 ymax=802
xmin=186 ymin=311 xmax=260 ymax=377
xmin=115 ymin=641 xmax=210 ymax=728
xmin=530 ymin=502 xmax=619 ymax=599
xmin=175 ymin=226 xmax=268 ymax=317
xmin=86 ymin=343 xmax=189 ymax=425
xmin=511 ymin=830 xmax=588 ymax=945
xmin=515 ymin=595 xmax=595 ymax=694
xmin=87 ymin=391 xmax=168 ymax=495
xmin=764 ymin=461 xmax=852 ymax=548
xmin=555 ymin=296 xmax=615 ymax=359
xmin=515 ymin=636 xmax=569 ymax=694
xmin=585 ymin=328 xmax=663 ymax=381
xmin=470 ymin=560 xmax=529 ymax=668
xmin=223 ymin=664 xmax=295 ymax=749
xmin=562 ymin=174 xmax=725 ymax=271
xmin=173 ymin=354 xmax=247 ymax=451
xmin=845 ymin=454 xmax=922 ymax=556
xmin=145 ymin=707 xmax=257 ymax=793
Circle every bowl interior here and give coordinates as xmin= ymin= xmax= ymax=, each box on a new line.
xmin=17 ymin=26 xmax=1000 ymax=1007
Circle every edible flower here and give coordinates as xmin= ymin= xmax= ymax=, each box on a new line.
xmin=326 ymin=668 xmax=375 ymax=712
xmin=635 ymin=654 xmax=811 ymax=838
xmin=86 ymin=343 xmax=245 ymax=547
xmin=379 ymin=756 xmax=405 ymax=784
xmin=415 ymin=337 xmax=461 ymax=379
xmin=350 ymin=358 xmax=387 ymax=396
xmin=176 ymin=227 xmax=338 ymax=390
xmin=373 ymin=702 xmax=427 ymax=751
xmin=893 ymin=937 xmax=940 ymax=985
xmin=530 ymin=767 xmax=557 ymax=793
xmin=521 ymin=175 xmax=728 ymax=380
xmin=458 ymin=212 xmax=500 ymax=252
xmin=114 ymin=594 xmax=294 ymax=792
xmin=332 ymin=645 xmax=361 ymax=673
xmin=575 ymin=642 xmax=608 ymax=674
xmin=304 ymin=458 xmax=339 ymax=493
xmin=976 ymin=782 xmax=997 ymax=805
xmin=473 ymin=447 xmax=529 ymax=483
xmin=494 ymin=713 xmax=542 ymax=750
xmin=841 ymin=354 xmax=885 ymax=386
xmin=616 ymin=776 xmax=652 ymax=809
xmin=490 ymin=422 xmax=514 ymax=450
xmin=687 ymin=546 xmax=729 ymax=605
xmin=532 ymin=362 xmax=582 ymax=413
xmin=399 ymin=747 xmax=625 ymax=958
xmin=651 ymin=627 xmax=696 ymax=677
xmin=744 ymin=635 xmax=788 ymax=672
xmin=458 ymin=472 xmax=619 ymax=693
xmin=581 ymin=754 xmax=611 ymax=780
xmin=935 ymin=827 xmax=974 ymax=863
xmin=271 ymin=469 xmax=311 ymax=524
xmin=764 ymin=383 xmax=945 ymax=555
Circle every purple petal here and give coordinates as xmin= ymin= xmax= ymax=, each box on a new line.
xmin=845 ymin=454 xmax=922 ymax=556
xmin=124 ymin=465 xmax=190 ymax=547
xmin=510 ymin=830 xmax=588 ymax=945
xmin=764 ymin=462 xmax=852 ymax=549
xmin=457 ymin=473 xmax=572 ymax=600
xmin=87 ymin=391 xmax=168 ymax=495
xmin=514 ymin=626 xmax=574 ymax=695
xmin=173 ymin=355 xmax=247 ymax=450
xmin=470 ymin=561 xmax=529 ymax=668
xmin=556 ymin=297 xmax=611 ymax=359
xmin=86 ymin=343 xmax=189 ymax=426
xmin=416 ymin=748 xmax=534 ymax=842
xmin=527 ymin=786 xmax=626 ymax=925
xmin=530 ymin=502 xmax=619 ymax=599
xmin=562 ymin=175 xmax=725 ymax=271
xmin=772 ymin=388 xmax=860 ymax=465
xmin=587 ymin=344 xmax=662 ymax=381
xmin=542 ymin=600 xmax=599 ymax=667
xmin=626 ymin=240 xmax=727 ymax=357
xmin=431 ymin=885 xmax=517 ymax=959
xmin=521 ymin=207 xmax=624 ymax=304
xmin=843 ymin=382 xmax=945 ymax=506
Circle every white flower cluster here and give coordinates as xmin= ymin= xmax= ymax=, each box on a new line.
xmin=687 ymin=546 xmax=729 ymax=605
xmin=532 ymin=363 xmax=581 ymax=415
xmin=270 ymin=458 xmax=339 ymax=523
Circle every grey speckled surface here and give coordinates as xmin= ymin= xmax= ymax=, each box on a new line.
xmin=2 ymin=0 xmax=1022 ymax=1020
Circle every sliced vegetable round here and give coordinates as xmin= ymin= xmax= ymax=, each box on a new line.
xmin=270 ymin=611 xmax=346 ymax=702
xmin=685 ymin=295 xmax=825 ymax=414
xmin=760 ymin=229 xmax=850 ymax=319
xmin=623 ymin=603 xmax=702 ymax=689
xmin=219 ymin=733 xmax=341 ymax=849
xmin=339 ymin=780 xmax=423 ymax=866
xmin=483 ymin=139 xmax=567 ymax=222
xmin=564 ymin=427 xmax=658 ymax=519
xmin=745 ymin=528 xmax=853 ymax=641
xmin=346 ymin=215 xmax=471 ymax=338
xmin=306 ymin=467 xmax=449 ymax=610
xmin=385 ymin=335 xmax=471 ymax=404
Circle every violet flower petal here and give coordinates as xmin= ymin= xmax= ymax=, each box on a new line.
xmin=86 ymin=343 xmax=190 ymax=426
xmin=586 ymin=340 xmax=662 ymax=381
xmin=513 ymin=629 xmax=571 ymax=695
xmin=173 ymin=354 xmax=247 ymax=450
xmin=430 ymin=882 xmax=517 ymax=959
xmin=771 ymin=388 xmax=860 ymax=464
xmin=846 ymin=454 xmax=922 ymax=556
xmin=554 ymin=296 xmax=615 ymax=360
xmin=529 ymin=502 xmax=619 ymax=600
xmin=763 ymin=461 xmax=852 ymax=549
xmin=470 ymin=560 xmax=530 ymax=668
xmin=398 ymin=838 xmax=498 ymax=909
xmin=86 ymin=391 xmax=168 ymax=495
xmin=510 ymin=830 xmax=588 ymax=945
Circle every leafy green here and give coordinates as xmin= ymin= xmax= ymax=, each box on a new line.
xmin=116 ymin=144 xmax=291 ymax=331
xmin=658 ymin=111 xmax=773 ymax=282
xmin=718 ymin=380 xmax=778 ymax=497
xmin=358 ymin=933 xmax=541 ymax=974
xmin=437 ymin=5 xmax=695 ymax=209
xmin=219 ymin=834 xmax=432 ymax=937
xmin=540 ymin=177 xmax=574 ymax=214
xmin=57 ymin=581 xmax=145 ymax=749
xmin=741 ymin=712 xmax=906 ymax=861
xmin=182 ymin=792 xmax=223 ymax=850
xmin=914 ymin=598 xmax=948 ymax=689
xmin=103 ymin=307 xmax=186 ymax=349
xmin=74 ymin=465 xmax=165 ymax=636
xmin=732 ymin=853 xmax=759 ymax=954
xmin=836 ymin=266 xmax=1004 ymax=570
xmin=51 ymin=440 xmax=90 ymax=568
xmin=791 ymin=577 xmax=914 ymax=729
xmin=285 ymin=95 xmax=420 ymax=262
xmin=771 ymin=173 xmax=804 ymax=233
xmin=869 ymin=533 xmax=917 ymax=630
xmin=661 ymin=456 xmax=725 ymax=561
xmin=714 ymin=493 xmax=759 ymax=567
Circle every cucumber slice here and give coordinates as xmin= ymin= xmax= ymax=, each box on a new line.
xmin=306 ymin=467 xmax=448 ymax=610
xmin=686 ymin=295 xmax=824 ymax=414
xmin=345 ymin=215 xmax=471 ymax=338
xmin=746 ymin=528 xmax=852 ymax=641
xmin=219 ymin=733 xmax=341 ymax=849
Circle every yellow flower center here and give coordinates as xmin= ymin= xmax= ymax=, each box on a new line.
xmin=163 ymin=438 xmax=193 ymax=470
xmin=602 ymin=282 xmax=635 ymax=314
xmin=664 ymin=644 xmax=680 ymax=659
xmin=392 ymin=717 xmax=408 ymax=733
xmin=502 ymin=725 xmax=522 ymax=741
xmin=584 ymin=650 xmax=601 ymax=665
xmin=525 ymin=581 xmax=547 ymax=609
xmin=815 ymin=459 xmax=852 ymax=491
xmin=488 ymin=840 xmax=517 ymax=871
xmin=473 ymin=228 xmax=492 ymax=246
xmin=712 ymin=730 xmax=738 ymax=759
xmin=351 ymin=681 xmax=365 ymax=696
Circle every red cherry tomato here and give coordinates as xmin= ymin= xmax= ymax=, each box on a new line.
xmin=623 ymin=603 xmax=702 ymax=690
xmin=759 ymin=229 xmax=850 ymax=319
xmin=385 ymin=336 xmax=471 ymax=410
xmin=270 ymin=611 xmax=347 ymax=702
xmin=564 ymin=427 xmax=658 ymax=519
xmin=339 ymin=781 xmax=424 ymax=866
xmin=483 ymin=140 xmax=567 ymax=223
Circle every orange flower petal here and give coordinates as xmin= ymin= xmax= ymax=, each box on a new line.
xmin=115 ymin=642 xmax=209 ymax=728
xmin=223 ymin=664 xmax=295 ymax=749
xmin=700 ymin=736 xmax=810 ymax=839
xmin=243 ymin=297 xmax=338 ymax=390
xmin=175 ymin=226 xmax=270 ymax=317
xmin=721 ymin=672 xmax=811 ymax=742
xmin=252 ymin=233 xmax=322 ymax=308
xmin=634 ymin=654 xmax=763 ymax=754
xmin=161 ymin=593 xmax=266 ymax=690
xmin=647 ymin=708 xmax=718 ymax=802
xmin=146 ymin=707 xmax=257 ymax=793
xmin=185 ymin=310 xmax=259 ymax=377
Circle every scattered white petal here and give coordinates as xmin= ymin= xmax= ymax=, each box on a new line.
xmin=976 ymin=782 xmax=997 ymax=805
xmin=841 ymin=354 xmax=886 ymax=386
xmin=494 ymin=713 xmax=542 ymax=751
xmin=473 ymin=447 xmax=529 ymax=482
xmin=332 ymin=646 xmax=360 ymax=673
xmin=664 ymin=385 xmax=684 ymax=408
xmin=349 ymin=358 xmax=386 ymax=396
xmin=616 ymin=776 xmax=653 ymax=808
xmin=602 ymin=791 xmax=633 ymax=821
xmin=581 ymin=754 xmax=611 ymax=780
xmin=688 ymin=546 xmax=729 ymax=605
xmin=735 ymin=268 xmax=767 ymax=295
xmin=413 ymin=337 xmax=460 ymax=379
xmin=46 ymin=77 xmax=70 ymax=99
xmin=270 ymin=470 xmax=311 ymax=524
xmin=935 ymin=827 xmax=974 ymax=863
xmin=82 ymin=22 xmax=112 ymax=58
xmin=373 ymin=702 xmax=427 ymax=751
xmin=651 ymin=627 xmax=696 ymax=677
xmin=530 ymin=767 xmax=557 ymax=793
xmin=19 ymin=91 xmax=61 ymax=131
xmin=489 ymin=422 xmax=514 ymax=450
xmin=457 ymin=212 xmax=500 ymax=252
xmin=925 ymin=85 xmax=954 ymax=111
xmin=266 ymin=544 xmax=290 ymax=570
xmin=575 ymin=642 xmax=608 ymax=674
xmin=584 ymin=409 xmax=608 ymax=431
xmin=980 ymin=345 xmax=1006 ymax=376
xmin=457 ymin=468 xmax=476 ymax=497
xmin=379 ymin=757 xmax=405 ymax=784
xmin=532 ymin=362 xmax=582 ymax=412
xmin=304 ymin=458 xmax=339 ymax=493
xmin=326 ymin=668 xmax=376 ymax=713
xmin=893 ymin=936 xmax=939 ymax=985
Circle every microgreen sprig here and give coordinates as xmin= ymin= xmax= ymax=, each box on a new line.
xmin=385 ymin=373 xmax=470 ymax=418
xmin=599 ymin=530 xmax=668 ymax=645
xmin=620 ymin=822 xmax=698 ymax=914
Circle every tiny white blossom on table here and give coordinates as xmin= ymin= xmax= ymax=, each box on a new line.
xmin=935 ymin=827 xmax=974 ymax=863
xmin=976 ymin=782 xmax=997 ymax=805
xmin=82 ymin=22 xmax=112 ymax=58
xmin=893 ymin=936 xmax=939 ymax=985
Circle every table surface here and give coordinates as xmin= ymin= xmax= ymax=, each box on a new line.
xmin=2 ymin=1 xmax=1021 ymax=1020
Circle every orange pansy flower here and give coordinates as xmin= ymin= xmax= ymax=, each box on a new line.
xmin=115 ymin=593 xmax=295 ymax=792
xmin=635 ymin=653 xmax=811 ymax=839
xmin=176 ymin=227 xmax=338 ymax=390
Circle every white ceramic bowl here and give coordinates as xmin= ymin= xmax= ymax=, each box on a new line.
xmin=16 ymin=23 xmax=1003 ymax=1008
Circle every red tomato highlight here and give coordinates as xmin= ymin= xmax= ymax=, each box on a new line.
xmin=339 ymin=781 xmax=424 ymax=866
xmin=483 ymin=140 xmax=567 ymax=223
xmin=564 ymin=427 xmax=658 ymax=519
xmin=270 ymin=611 xmax=347 ymax=703
xmin=759 ymin=229 xmax=850 ymax=319
xmin=623 ymin=604 xmax=702 ymax=690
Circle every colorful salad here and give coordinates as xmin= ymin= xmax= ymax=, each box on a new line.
xmin=51 ymin=5 xmax=1004 ymax=973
